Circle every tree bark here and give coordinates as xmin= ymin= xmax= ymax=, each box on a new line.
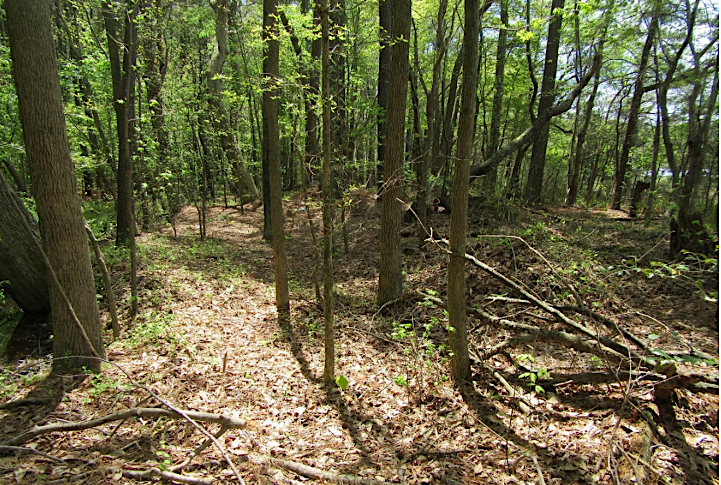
xmin=6 ymin=0 xmax=105 ymax=371
xmin=523 ymin=0 xmax=565 ymax=205
xmin=207 ymin=0 xmax=259 ymax=202
xmin=611 ymin=10 xmax=657 ymax=210
xmin=263 ymin=0 xmax=290 ymax=324
xmin=0 ymin=173 xmax=50 ymax=315
xmin=321 ymin=0 xmax=335 ymax=385
xmin=483 ymin=0 xmax=507 ymax=196
xmin=447 ymin=0 xmax=479 ymax=385
xmin=376 ymin=0 xmax=391 ymax=188
xmin=377 ymin=0 xmax=410 ymax=306
xmin=103 ymin=0 xmax=138 ymax=247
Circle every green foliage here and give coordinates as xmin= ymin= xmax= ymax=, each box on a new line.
xmin=335 ymin=375 xmax=349 ymax=390
xmin=516 ymin=354 xmax=550 ymax=394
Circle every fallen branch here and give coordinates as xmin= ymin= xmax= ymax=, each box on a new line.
xmin=85 ymin=223 xmax=121 ymax=338
xmin=0 ymin=445 xmax=64 ymax=462
xmin=121 ymin=467 xmax=214 ymax=485
xmin=1 ymin=407 xmax=247 ymax=447
xmin=558 ymin=305 xmax=649 ymax=353
xmin=491 ymin=370 xmax=532 ymax=414
xmin=263 ymin=455 xmax=387 ymax=484
xmin=417 ymin=290 xmax=628 ymax=363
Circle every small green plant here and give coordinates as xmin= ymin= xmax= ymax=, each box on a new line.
xmin=89 ymin=373 xmax=127 ymax=397
xmin=335 ymin=375 xmax=349 ymax=390
xmin=393 ymin=376 xmax=408 ymax=386
xmin=516 ymin=354 xmax=550 ymax=394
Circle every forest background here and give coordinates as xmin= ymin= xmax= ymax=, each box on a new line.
xmin=0 ymin=0 xmax=718 ymax=483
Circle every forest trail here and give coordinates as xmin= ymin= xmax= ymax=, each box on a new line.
xmin=0 ymin=192 xmax=718 ymax=484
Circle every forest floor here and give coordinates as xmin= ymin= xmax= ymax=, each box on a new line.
xmin=0 ymin=188 xmax=718 ymax=484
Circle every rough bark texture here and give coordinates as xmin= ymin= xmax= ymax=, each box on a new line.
xmin=0 ymin=173 xmax=50 ymax=315
xmin=447 ymin=0 xmax=479 ymax=385
xmin=6 ymin=0 xmax=105 ymax=370
xmin=523 ymin=0 xmax=565 ymax=205
xmin=263 ymin=0 xmax=290 ymax=323
xmin=377 ymin=0 xmax=410 ymax=306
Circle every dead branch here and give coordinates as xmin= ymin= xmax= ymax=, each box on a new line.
xmin=431 ymin=240 xmax=650 ymax=365
xmin=416 ymin=289 xmax=628 ymax=363
xmin=258 ymin=455 xmax=387 ymax=484
xmin=85 ymin=223 xmax=121 ymax=338
xmin=0 ymin=445 xmax=64 ymax=462
xmin=1 ymin=407 xmax=247 ymax=447
xmin=121 ymin=467 xmax=214 ymax=485
xmin=558 ymin=305 xmax=649 ymax=353
xmin=491 ymin=370 xmax=532 ymax=414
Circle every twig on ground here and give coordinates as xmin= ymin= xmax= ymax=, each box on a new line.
xmin=121 ymin=467 xmax=214 ymax=485
xmin=260 ymin=455 xmax=387 ymax=484
xmin=0 ymin=445 xmax=64 ymax=462
xmin=491 ymin=371 xmax=532 ymax=415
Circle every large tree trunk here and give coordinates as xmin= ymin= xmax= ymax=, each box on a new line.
xmin=6 ymin=0 xmax=105 ymax=371
xmin=0 ymin=174 xmax=50 ymax=315
xmin=263 ymin=0 xmax=290 ymax=323
xmin=447 ymin=0 xmax=479 ymax=385
xmin=523 ymin=0 xmax=565 ymax=205
xmin=611 ymin=11 xmax=657 ymax=210
xmin=377 ymin=0 xmax=410 ymax=306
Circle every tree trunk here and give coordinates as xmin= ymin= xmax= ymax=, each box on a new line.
xmin=0 ymin=173 xmax=50 ymax=315
xmin=671 ymin=49 xmax=718 ymax=256
xmin=377 ymin=0 xmax=410 ymax=306
xmin=376 ymin=0 xmax=391 ymax=188
xmin=447 ymin=0 xmax=479 ymax=385
xmin=103 ymin=0 xmax=138 ymax=247
xmin=321 ymin=0 xmax=335 ymax=385
xmin=611 ymin=11 xmax=657 ymax=210
xmin=6 ymin=0 xmax=105 ymax=371
xmin=567 ymin=66 xmax=601 ymax=206
xmin=483 ymin=0 xmax=507 ymax=197
xmin=263 ymin=0 xmax=290 ymax=324
xmin=523 ymin=0 xmax=565 ymax=206
xmin=207 ymin=0 xmax=259 ymax=202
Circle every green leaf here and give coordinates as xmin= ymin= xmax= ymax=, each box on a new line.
xmin=335 ymin=375 xmax=349 ymax=391
xmin=648 ymin=333 xmax=660 ymax=340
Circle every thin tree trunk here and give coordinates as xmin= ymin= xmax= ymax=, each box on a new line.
xmin=523 ymin=0 xmax=565 ymax=205
xmin=611 ymin=11 xmax=657 ymax=210
xmin=447 ymin=0 xmax=479 ymax=385
xmin=321 ymin=0 xmax=335 ymax=385
xmin=264 ymin=0 xmax=290 ymax=323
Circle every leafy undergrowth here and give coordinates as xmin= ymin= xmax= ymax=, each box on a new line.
xmin=0 ymin=190 xmax=717 ymax=484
